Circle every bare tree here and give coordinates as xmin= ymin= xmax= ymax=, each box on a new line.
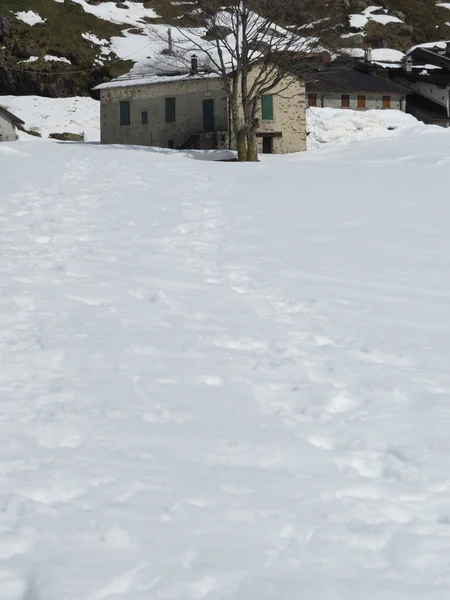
xmin=150 ymin=0 xmax=343 ymax=161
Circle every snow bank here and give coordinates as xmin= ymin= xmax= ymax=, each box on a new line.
xmin=307 ymin=107 xmax=423 ymax=148
xmin=0 ymin=96 xmax=100 ymax=142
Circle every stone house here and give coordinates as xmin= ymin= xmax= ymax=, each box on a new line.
xmin=0 ymin=105 xmax=24 ymax=142
xmin=94 ymin=59 xmax=307 ymax=155
xmin=305 ymin=68 xmax=410 ymax=112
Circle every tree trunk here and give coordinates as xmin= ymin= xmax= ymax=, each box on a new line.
xmin=236 ymin=128 xmax=248 ymax=161
xmin=247 ymin=128 xmax=258 ymax=162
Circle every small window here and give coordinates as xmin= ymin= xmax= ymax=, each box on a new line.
xmin=261 ymin=95 xmax=274 ymax=120
xmin=341 ymin=94 xmax=350 ymax=108
xmin=308 ymin=94 xmax=317 ymax=107
xmin=382 ymin=95 xmax=391 ymax=109
xmin=141 ymin=110 xmax=148 ymax=125
xmin=165 ymin=97 xmax=176 ymax=123
xmin=120 ymin=101 xmax=131 ymax=126
xmin=357 ymin=95 xmax=366 ymax=108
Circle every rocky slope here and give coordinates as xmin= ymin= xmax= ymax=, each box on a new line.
xmin=0 ymin=0 xmax=448 ymax=97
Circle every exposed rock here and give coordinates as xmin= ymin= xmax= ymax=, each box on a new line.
xmin=0 ymin=13 xmax=12 ymax=38
xmin=49 ymin=132 xmax=85 ymax=141
xmin=392 ymin=10 xmax=406 ymax=22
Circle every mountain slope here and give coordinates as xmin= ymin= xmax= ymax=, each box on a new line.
xmin=0 ymin=0 xmax=448 ymax=97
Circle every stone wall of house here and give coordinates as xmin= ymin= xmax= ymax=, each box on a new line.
xmin=0 ymin=112 xmax=18 ymax=141
xmin=99 ymin=69 xmax=307 ymax=154
xmin=99 ymin=77 xmax=228 ymax=148
xmin=313 ymin=93 xmax=405 ymax=111
xmin=237 ymin=68 xmax=306 ymax=154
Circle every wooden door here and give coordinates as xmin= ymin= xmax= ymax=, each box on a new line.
xmin=262 ymin=136 xmax=273 ymax=154
xmin=382 ymin=96 xmax=391 ymax=109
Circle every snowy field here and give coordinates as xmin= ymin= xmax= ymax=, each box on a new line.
xmin=1 ymin=96 xmax=100 ymax=142
xmin=2 ymin=121 xmax=450 ymax=599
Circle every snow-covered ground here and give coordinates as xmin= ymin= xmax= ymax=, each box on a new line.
xmin=349 ymin=5 xmax=403 ymax=29
xmin=15 ymin=10 xmax=46 ymax=26
xmin=0 ymin=96 xmax=100 ymax=142
xmin=2 ymin=119 xmax=450 ymax=599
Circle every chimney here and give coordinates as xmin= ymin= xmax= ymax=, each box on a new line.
xmin=364 ymin=46 xmax=372 ymax=63
xmin=405 ymin=55 xmax=413 ymax=73
xmin=168 ymin=28 xmax=173 ymax=55
xmin=190 ymin=54 xmax=198 ymax=75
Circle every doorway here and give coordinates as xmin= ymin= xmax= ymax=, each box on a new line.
xmin=203 ymin=99 xmax=215 ymax=132
xmin=262 ymin=136 xmax=273 ymax=154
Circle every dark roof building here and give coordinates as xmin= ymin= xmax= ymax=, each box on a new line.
xmin=360 ymin=42 xmax=450 ymax=127
xmin=306 ymin=68 xmax=411 ymax=95
xmin=304 ymin=66 xmax=410 ymax=111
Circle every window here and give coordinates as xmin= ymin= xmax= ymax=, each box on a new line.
xmin=308 ymin=94 xmax=317 ymax=107
xmin=382 ymin=95 xmax=391 ymax=109
xmin=141 ymin=110 xmax=148 ymax=125
xmin=357 ymin=95 xmax=366 ymax=109
xmin=261 ymin=95 xmax=274 ymax=120
xmin=119 ymin=101 xmax=130 ymax=126
xmin=165 ymin=97 xmax=176 ymax=123
xmin=341 ymin=94 xmax=350 ymax=108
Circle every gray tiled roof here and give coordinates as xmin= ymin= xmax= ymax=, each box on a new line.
xmin=305 ymin=69 xmax=410 ymax=94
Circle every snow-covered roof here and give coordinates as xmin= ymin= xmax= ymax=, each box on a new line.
xmin=93 ymin=71 xmax=220 ymax=91
xmin=343 ymin=48 xmax=405 ymax=63
xmin=406 ymin=40 xmax=450 ymax=55
xmin=0 ymin=105 xmax=24 ymax=125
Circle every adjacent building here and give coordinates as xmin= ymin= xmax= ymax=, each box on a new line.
xmin=0 ymin=105 xmax=24 ymax=142
xmin=94 ymin=59 xmax=307 ymax=155
xmin=305 ymin=68 xmax=410 ymax=111
xmin=354 ymin=43 xmax=450 ymax=127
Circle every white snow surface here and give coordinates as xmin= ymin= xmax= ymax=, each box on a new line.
xmin=350 ymin=6 xmax=403 ymax=29
xmin=72 ymin=0 xmax=158 ymax=26
xmin=0 ymin=96 xmax=100 ymax=142
xmin=2 ymin=121 xmax=450 ymax=599
xmin=344 ymin=48 xmax=405 ymax=62
xmin=15 ymin=10 xmax=46 ymax=26
xmin=307 ymin=107 xmax=421 ymax=147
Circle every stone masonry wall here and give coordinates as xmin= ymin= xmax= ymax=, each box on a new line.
xmin=100 ymin=70 xmax=307 ymax=154
xmin=100 ymin=77 xmax=228 ymax=148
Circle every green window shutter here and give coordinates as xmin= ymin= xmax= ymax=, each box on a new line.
xmin=165 ymin=97 xmax=176 ymax=123
xmin=141 ymin=110 xmax=148 ymax=125
xmin=120 ymin=101 xmax=131 ymax=126
xmin=261 ymin=95 xmax=274 ymax=120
